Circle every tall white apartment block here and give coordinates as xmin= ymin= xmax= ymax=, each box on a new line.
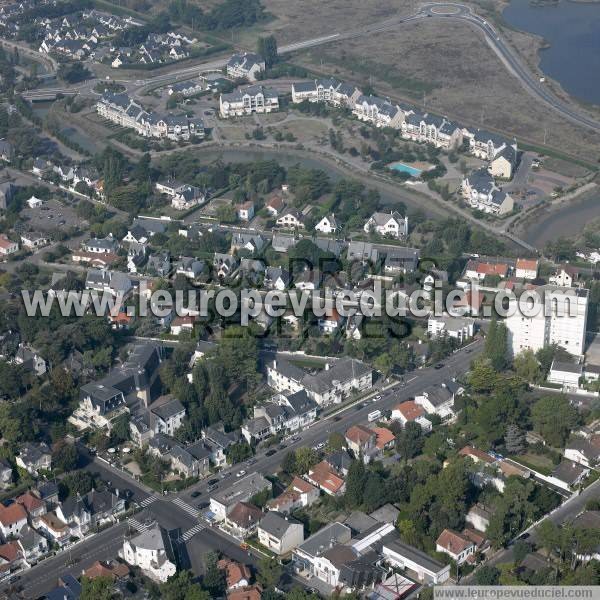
xmin=506 ymin=285 xmax=588 ymax=357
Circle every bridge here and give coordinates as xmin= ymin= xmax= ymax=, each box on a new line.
xmin=21 ymin=89 xmax=79 ymax=101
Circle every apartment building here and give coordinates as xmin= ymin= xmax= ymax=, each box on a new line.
xmin=505 ymin=285 xmax=588 ymax=356
xmin=352 ymin=95 xmax=405 ymax=129
xmin=402 ymin=111 xmax=463 ymax=150
xmin=226 ymin=52 xmax=265 ymax=81
xmin=97 ymin=92 xmax=204 ymax=140
xmin=461 ymin=169 xmax=514 ymax=215
xmin=219 ymin=85 xmax=279 ymax=118
xmin=291 ymin=78 xmax=361 ymax=107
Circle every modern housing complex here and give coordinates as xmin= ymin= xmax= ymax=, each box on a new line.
xmin=96 ymin=93 xmax=205 ymax=141
xmin=219 ymin=85 xmax=280 ymax=118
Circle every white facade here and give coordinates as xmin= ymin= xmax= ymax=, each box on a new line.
xmin=120 ymin=526 xmax=176 ymax=583
xmin=220 ymin=85 xmax=279 ymax=118
xmin=363 ymin=212 xmax=408 ymax=239
xmin=506 ymin=286 xmax=588 ymax=356
xmin=428 ymin=315 xmax=474 ymax=342
xmin=314 ymin=215 xmax=337 ymax=234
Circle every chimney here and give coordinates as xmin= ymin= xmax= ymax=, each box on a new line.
xmin=325 ymin=363 xmax=330 ymax=371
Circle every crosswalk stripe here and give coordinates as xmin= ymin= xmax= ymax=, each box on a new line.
xmin=181 ymin=523 xmax=205 ymax=542
xmin=139 ymin=495 xmax=158 ymax=507
xmin=127 ymin=518 xmax=153 ymax=532
xmin=171 ymin=497 xmax=199 ymax=517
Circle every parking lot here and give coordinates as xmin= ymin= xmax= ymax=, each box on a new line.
xmin=21 ymin=197 xmax=86 ymax=233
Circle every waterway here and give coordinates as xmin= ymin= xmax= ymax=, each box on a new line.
xmin=520 ymin=191 xmax=600 ymax=247
xmin=503 ymin=0 xmax=600 ymax=106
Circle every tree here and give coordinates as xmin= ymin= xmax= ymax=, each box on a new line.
xmin=513 ymin=349 xmax=541 ymax=383
xmin=362 ymin=472 xmax=383 ymax=512
xmin=531 ymin=395 xmax=579 ymax=446
xmin=52 ymin=442 xmax=78 ymax=472
xmin=485 ymin=318 xmax=508 ymax=371
xmin=281 ymin=450 xmax=297 ymax=475
xmin=396 ymin=421 xmax=424 ymax=461
xmin=397 ymin=519 xmax=419 ymax=546
xmin=475 ymin=565 xmax=500 ymax=585
xmin=512 ymin=539 xmax=531 ymax=564
xmin=80 ymin=576 xmax=114 ymax=600
xmin=161 ymin=570 xmax=210 ymax=600
xmin=202 ymin=552 xmax=225 ymax=597
xmin=537 ymin=520 xmax=560 ymax=558
xmin=504 ymin=424 xmax=525 ymax=455
xmin=327 ymin=432 xmax=346 ymax=452
xmin=257 ymin=35 xmax=278 ymax=67
xmin=227 ymin=442 xmax=253 ymax=464
xmin=344 ymin=459 xmax=366 ymax=508
xmin=257 ymin=556 xmax=282 ymax=588
xmin=294 ymin=447 xmax=318 ymax=475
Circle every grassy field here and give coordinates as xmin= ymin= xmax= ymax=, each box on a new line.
xmin=290 ymin=18 xmax=600 ymax=161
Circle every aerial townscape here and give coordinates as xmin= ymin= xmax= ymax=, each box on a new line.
xmin=0 ymin=0 xmax=599 ymax=598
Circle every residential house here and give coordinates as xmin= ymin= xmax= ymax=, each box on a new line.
xmin=20 ymin=232 xmax=49 ymax=249
xmin=150 ymin=396 xmax=186 ymax=436
xmin=345 ymin=425 xmax=377 ymax=460
xmin=401 ymin=111 xmax=463 ymax=150
xmin=265 ymin=193 xmax=285 ymax=216
xmin=56 ymin=495 xmax=91 ymax=538
xmin=175 ymin=257 xmax=206 ymax=280
xmin=427 ymin=314 xmax=475 ymax=343
xmin=16 ymin=442 xmax=52 ymax=476
xmin=291 ymin=78 xmax=361 ymax=108
xmin=0 ymin=503 xmax=27 ymax=539
xmin=465 ymin=505 xmax=493 ymax=533
xmin=236 ymin=201 xmax=255 ymax=222
xmin=37 ymin=512 xmax=70 ymax=546
xmin=213 ymin=253 xmax=239 ymax=279
xmin=231 ymin=232 xmax=264 ymax=253
xmin=14 ymin=345 xmax=47 ymax=376
xmin=382 ymin=247 xmax=420 ymax=274
xmin=315 ymin=214 xmax=338 ymax=234
xmin=391 ymin=400 xmax=432 ymax=432
xmin=548 ymin=360 xmax=582 ymax=388
xmin=241 ymin=390 xmax=318 ymax=444
xmin=264 ymin=266 xmax=290 ymax=290
xmin=267 ymin=357 xmax=372 ymax=407
xmin=266 ymin=476 xmax=319 ymax=514
xmin=226 ymin=52 xmax=265 ymax=81
xmin=209 ymin=473 xmax=271 ymax=522
xmin=436 ymin=529 xmax=476 ymax=565
xmin=415 ymin=381 xmax=462 ymax=421
xmin=515 ymin=258 xmax=538 ymax=280
xmin=16 ymin=491 xmax=46 ymax=521
xmin=0 ymin=234 xmax=18 ymax=256
xmin=120 ymin=524 xmax=177 ymax=583
xmin=461 ymin=169 xmax=514 ymax=215
xmin=258 ymin=512 xmax=304 ymax=555
xmin=550 ymin=459 xmax=589 ymax=491
xmin=564 ymin=433 xmax=600 ymax=468
xmin=85 ymin=268 xmax=133 ymax=298
xmin=218 ymin=558 xmax=252 ymax=591
xmin=292 ymin=522 xmax=352 ymax=583
xmin=373 ymin=427 xmax=396 ymax=452
xmin=363 ymin=211 xmax=408 ymax=239
xmin=306 ymin=460 xmax=345 ymax=496
xmin=489 ymin=142 xmax=518 ymax=180
xmin=17 ymin=524 xmax=48 ymax=566
xmin=0 ymin=459 xmax=12 ymax=490
xmin=276 ymin=209 xmax=305 ymax=230
xmin=223 ymin=502 xmax=263 ymax=539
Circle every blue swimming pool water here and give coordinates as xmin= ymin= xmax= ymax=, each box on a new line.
xmin=389 ymin=162 xmax=422 ymax=176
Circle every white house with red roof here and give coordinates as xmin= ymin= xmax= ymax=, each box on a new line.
xmin=391 ymin=400 xmax=432 ymax=432
xmin=0 ymin=235 xmax=18 ymax=256
xmin=436 ymin=529 xmax=476 ymax=564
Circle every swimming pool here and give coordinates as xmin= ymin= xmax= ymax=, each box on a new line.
xmin=389 ymin=161 xmax=422 ymax=177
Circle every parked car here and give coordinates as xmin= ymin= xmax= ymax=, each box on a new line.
xmin=207 ymin=478 xmax=219 ymax=486
xmin=236 ymin=470 xmax=246 ymax=478
xmin=191 ymin=490 xmax=201 ymax=498
xmin=265 ymin=449 xmax=277 ymax=457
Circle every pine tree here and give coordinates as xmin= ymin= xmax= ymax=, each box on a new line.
xmin=344 ymin=458 xmax=366 ymax=508
xmin=504 ymin=424 xmax=525 ymax=455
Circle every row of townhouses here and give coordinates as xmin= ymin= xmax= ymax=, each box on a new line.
xmin=96 ymin=92 xmax=205 ymax=141
xmin=290 ymin=78 xmax=519 ymax=171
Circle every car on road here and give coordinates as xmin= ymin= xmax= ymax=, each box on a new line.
xmin=220 ymin=471 xmax=232 ymax=479
xmin=246 ymin=458 xmax=257 ymax=465
xmin=207 ymin=478 xmax=219 ymax=486
xmin=434 ymin=363 xmax=445 ymax=369
xmin=278 ymin=443 xmax=287 ymax=450
xmin=291 ymin=435 xmax=301 ymax=442
xmin=236 ymin=470 xmax=246 ymax=477
xmin=265 ymin=449 xmax=277 ymax=457
xmin=372 ymin=395 xmax=382 ymax=402
xmin=207 ymin=484 xmax=218 ymax=492
xmin=191 ymin=490 xmax=201 ymax=498
xmin=334 ymin=415 xmax=342 ymax=421
xmin=197 ymin=500 xmax=209 ymax=509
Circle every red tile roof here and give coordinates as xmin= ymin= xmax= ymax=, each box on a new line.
xmin=218 ymin=558 xmax=251 ymax=589
xmin=436 ymin=528 xmax=474 ymax=555
xmin=373 ymin=427 xmax=395 ymax=449
xmin=476 ymin=262 xmax=508 ymax=277
xmin=290 ymin=476 xmax=317 ymax=495
xmin=308 ymin=461 xmax=345 ymax=495
xmin=0 ymin=503 xmax=27 ymax=527
xmin=458 ymin=445 xmax=496 ymax=464
xmin=345 ymin=424 xmax=375 ymax=445
xmin=516 ymin=258 xmax=538 ymax=272
xmin=15 ymin=491 xmax=44 ymax=514
xmin=228 ymin=585 xmax=262 ymax=600
xmin=394 ymin=400 xmax=424 ymax=421
xmin=0 ymin=541 xmax=21 ymax=563
xmin=227 ymin=502 xmax=263 ymax=528
xmin=83 ymin=560 xmax=129 ymax=580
